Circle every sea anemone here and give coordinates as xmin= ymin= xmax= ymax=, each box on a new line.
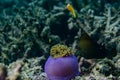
xmin=44 ymin=44 xmax=79 ymax=80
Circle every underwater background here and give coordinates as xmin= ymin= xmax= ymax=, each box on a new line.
xmin=0 ymin=0 xmax=120 ymax=80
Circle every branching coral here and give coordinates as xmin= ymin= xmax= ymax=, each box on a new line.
xmin=0 ymin=1 xmax=49 ymax=64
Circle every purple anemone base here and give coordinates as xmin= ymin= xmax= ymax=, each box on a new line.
xmin=44 ymin=55 xmax=79 ymax=80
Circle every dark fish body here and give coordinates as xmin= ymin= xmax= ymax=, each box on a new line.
xmin=77 ymin=33 xmax=111 ymax=59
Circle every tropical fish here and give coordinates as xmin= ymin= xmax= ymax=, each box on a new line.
xmin=67 ymin=4 xmax=76 ymax=18
xmin=77 ymin=32 xmax=108 ymax=59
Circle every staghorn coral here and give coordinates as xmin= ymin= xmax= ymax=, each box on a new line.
xmin=19 ymin=56 xmax=46 ymax=80
xmin=0 ymin=1 xmax=49 ymax=64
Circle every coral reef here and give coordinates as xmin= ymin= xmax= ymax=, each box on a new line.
xmin=0 ymin=0 xmax=119 ymax=80
xmin=20 ymin=56 xmax=46 ymax=80
xmin=6 ymin=60 xmax=23 ymax=80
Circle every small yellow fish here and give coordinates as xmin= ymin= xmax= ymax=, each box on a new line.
xmin=67 ymin=4 xmax=76 ymax=18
